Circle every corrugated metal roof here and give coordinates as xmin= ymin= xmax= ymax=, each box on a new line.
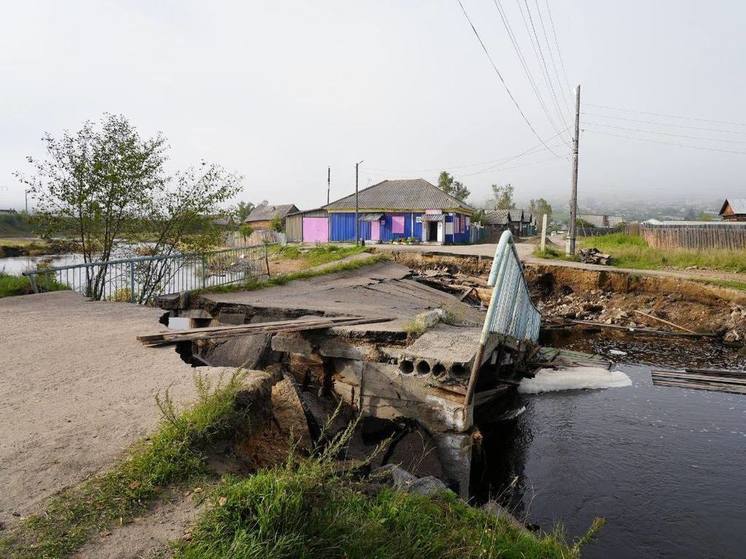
xmin=720 ymin=198 xmax=746 ymax=216
xmin=324 ymin=179 xmax=473 ymax=212
xmin=245 ymin=203 xmax=299 ymax=222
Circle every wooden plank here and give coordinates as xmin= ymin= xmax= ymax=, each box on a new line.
xmin=652 ymin=379 xmax=746 ymax=395
xmin=633 ymin=310 xmax=697 ymax=334
xmin=652 ymin=371 xmax=746 ymax=386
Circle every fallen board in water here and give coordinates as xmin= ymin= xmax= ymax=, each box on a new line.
xmin=652 ymin=368 xmax=746 ymax=395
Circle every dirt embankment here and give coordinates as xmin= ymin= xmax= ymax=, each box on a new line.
xmin=525 ymin=264 xmax=746 ymax=341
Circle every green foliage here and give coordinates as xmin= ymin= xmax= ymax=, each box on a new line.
xmin=17 ymin=114 xmax=242 ymax=302
xmin=437 ymin=171 xmax=470 ymax=202
xmin=206 ymin=253 xmax=389 ymax=295
xmin=0 ymin=371 xmax=254 ymax=559
xmin=0 ymin=272 xmax=67 ymax=298
xmin=576 ymin=218 xmax=595 ymax=229
xmin=270 ymin=214 xmax=283 ymax=232
xmin=235 ymin=201 xmax=255 ymax=223
xmin=0 ymin=213 xmax=36 ymax=237
xmin=492 ymin=184 xmax=515 ymax=210
xmin=239 ymin=223 xmax=254 ymax=242
xmin=174 ymin=459 xmax=580 ymax=559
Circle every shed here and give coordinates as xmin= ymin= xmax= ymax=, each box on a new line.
xmin=245 ymin=203 xmax=300 ymax=230
xmin=719 ymin=198 xmax=746 ymax=222
xmin=285 ymin=208 xmax=329 ymax=243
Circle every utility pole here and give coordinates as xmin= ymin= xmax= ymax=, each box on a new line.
xmin=327 ymin=166 xmax=331 ymax=206
xmin=567 ymin=84 xmax=580 ymax=256
xmin=25 ymin=189 xmax=30 ymax=214
xmin=355 ymin=161 xmax=363 ymax=245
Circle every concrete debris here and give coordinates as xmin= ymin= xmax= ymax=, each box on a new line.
xmin=372 ymin=464 xmax=450 ymax=496
xmin=578 ymin=248 xmax=612 ymax=265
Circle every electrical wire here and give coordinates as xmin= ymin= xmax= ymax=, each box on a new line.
xmin=456 ymin=0 xmax=563 ymax=158
xmin=364 ymin=127 xmax=569 ymax=175
xmin=583 ymin=122 xmax=746 ymax=144
xmin=533 ymin=0 xmax=569 ymax=112
xmin=544 ymin=0 xmax=573 ymax=95
xmin=516 ymin=0 xmax=569 ymax=130
xmin=582 ymin=112 xmax=746 ymax=135
xmin=491 ymin=0 xmax=569 ymax=144
xmin=585 ymin=103 xmax=746 ymax=128
xmin=583 ymin=128 xmax=746 ymax=156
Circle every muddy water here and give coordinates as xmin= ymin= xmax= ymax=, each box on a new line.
xmin=476 ymin=364 xmax=746 ymax=558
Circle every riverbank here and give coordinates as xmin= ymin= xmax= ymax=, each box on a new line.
xmin=0 ymin=237 xmax=80 ymax=258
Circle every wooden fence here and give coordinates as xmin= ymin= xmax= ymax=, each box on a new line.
xmin=637 ymin=222 xmax=746 ymax=250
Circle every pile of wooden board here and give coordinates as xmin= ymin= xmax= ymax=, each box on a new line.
xmin=138 ymin=315 xmax=392 ymax=347
xmin=652 ymin=367 xmax=746 ymax=395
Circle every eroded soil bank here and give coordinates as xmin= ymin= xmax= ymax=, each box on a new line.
xmin=390 ymin=251 xmax=746 ymax=369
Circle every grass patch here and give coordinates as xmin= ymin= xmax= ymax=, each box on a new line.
xmin=174 ymin=457 xmax=592 ymax=559
xmin=206 ymin=253 xmax=389 ymax=295
xmin=532 ymin=246 xmax=578 ymax=261
xmin=273 ymin=244 xmax=369 ymax=268
xmin=0 ymin=272 xmax=67 ymax=299
xmin=579 ymin=233 xmax=746 ymax=273
xmin=0 ymin=371 xmax=257 ymax=559
xmin=695 ymin=278 xmax=746 ymax=292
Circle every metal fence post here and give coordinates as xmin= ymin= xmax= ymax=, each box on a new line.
xmin=129 ymin=261 xmax=136 ymax=303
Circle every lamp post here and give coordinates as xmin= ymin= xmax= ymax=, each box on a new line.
xmin=355 ymin=160 xmax=364 ymax=245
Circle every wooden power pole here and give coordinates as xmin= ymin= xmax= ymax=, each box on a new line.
xmin=327 ymin=166 xmax=331 ymax=205
xmin=355 ymin=161 xmax=363 ymax=245
xmin=568 ymin=84 xmax=580 ymax=255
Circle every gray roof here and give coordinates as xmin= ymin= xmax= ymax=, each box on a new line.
xmin=245 ymin=203 xmax=299 ymax=223
xmin=483 ymin=209 xmax=512 ymax=225
xmin=324 ymin=179 xmax=473 ymax=213
xmin=720 ymin=198 xmax=746 ymax=216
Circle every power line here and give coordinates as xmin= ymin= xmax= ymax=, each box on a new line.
xmin=516 ymin=0 xmax=569 ymax=130
xmin=364 ymin=127 xmax=569 ymax=175
xmin=533 ymin=0 xmax=569 ymax=112
xmin=457 ymin=0 xmax=563 ymax=158
xmin=584 ymin=128 xmax=746 ymax=156
xmin=585 ymin=103 xmax=746 ymax=128
xmin=544 ymin=0 xmax=573 ymax=95
xmin=582 ymin=112 xmax=746 ymax=135
xmin=491 ymin=0 xmax=569 ymax=144
xmin=584 ymin=122 xmax=746 ymax=144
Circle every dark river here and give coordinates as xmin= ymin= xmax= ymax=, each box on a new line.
xmin=476 ymin=364 xmax=746 ymax=559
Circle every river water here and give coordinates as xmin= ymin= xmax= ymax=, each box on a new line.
xmin=477 ymin=364 xmax=746 ymax=559
xmin=0 ymin=254 xmax=83 ymax=275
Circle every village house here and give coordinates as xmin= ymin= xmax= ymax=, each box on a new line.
xmin=285 ymin=178 xmax=473 ymax=244
xmin=244 ymin=203 xmax=300 ymax=230
xmin=718 ymin=198 xmax=746 ymax=222
xmin=481 ymin=208 xmax=535 ymax=241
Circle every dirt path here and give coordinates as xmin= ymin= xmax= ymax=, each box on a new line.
xmin=0 ymin=292 xmax=218 ymax=527
xmin=373 ymin=240 xmax=746 ymax=286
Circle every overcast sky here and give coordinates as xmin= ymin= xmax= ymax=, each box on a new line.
xmin=2 ymin=0 xmax=745 ymax=211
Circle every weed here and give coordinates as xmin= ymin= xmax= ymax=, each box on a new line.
xmin=0 ymin=371 xmax=255 ymax=559
xmin=205 ymin=253 xmax=389 ymax=295
xmin=0 ymin=272 xmax=67 ymax=299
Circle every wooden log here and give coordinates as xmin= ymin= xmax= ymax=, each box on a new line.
xmin=559 ymin=319 xmax=716 ymax=338
xmin=652 ymin=378 xmax=746 ymax=395
xmin=633 ymin=310 xmax=697 ymax=334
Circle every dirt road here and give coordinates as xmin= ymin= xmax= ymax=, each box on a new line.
xmin=0 ymin=291 xmax=209 ymax=525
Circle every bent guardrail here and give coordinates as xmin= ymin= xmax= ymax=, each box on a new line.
xmin=465 ymin=230 xmax=541 ymax=406
xmin=23 ymin=244 xmax=271 ymax=304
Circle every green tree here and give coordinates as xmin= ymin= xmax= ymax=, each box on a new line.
xmin=492 ymin=184 xmax=515 ymax=209
xmin=437 ymin=171 xmax=470 ymax=202
xmin=235 ymin=201 xmax=255 ymax=223
xmin=239 ymin=223 xmax=254 ymax=242
xmin=529 ymin=198 xmax=553 ymax=221
xmin=18 ymin=114 xmax=241 ymax=301
xmin=269 ymin=214 xmax=283 ymax=232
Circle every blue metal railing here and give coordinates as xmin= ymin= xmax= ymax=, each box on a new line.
xmin=22 ymin=244 xmax=271 ymax=304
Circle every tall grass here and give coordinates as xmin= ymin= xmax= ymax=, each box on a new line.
xmin=0 ymin=371 xmax=256 ymax=559
xmin=174 ymin=454 xmax=588 ymax=559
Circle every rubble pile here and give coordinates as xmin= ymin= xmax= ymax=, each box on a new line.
xmin=578 ymin=248 xmax=612 ymax=265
